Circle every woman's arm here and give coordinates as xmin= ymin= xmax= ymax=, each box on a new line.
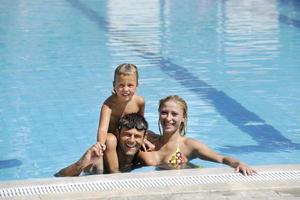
xmin=188 ymin=139 xmax=256 ymax=175
xmin=138 ymin=151 xmax=160 ymax=166
xmin=221 ymin=156 xmax=257 ymax=175
xmin=188 ymin=139 xmax=223 ymax=163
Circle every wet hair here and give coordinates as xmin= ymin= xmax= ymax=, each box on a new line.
xmin=118 ymin=113 xmax=148 ymax=134
xmin=113 ymin=63 xmax=139 ymax=87
xmin=158 ymin=95 xmax=188 ymax=136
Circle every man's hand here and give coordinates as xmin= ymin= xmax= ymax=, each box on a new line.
xmin=77 ymin=143 xmax=106 ymax=169
xmin=55 ymin=143 xmax=106 ymax=177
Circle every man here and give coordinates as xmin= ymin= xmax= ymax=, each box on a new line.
xmin=56 ymin=113 xmax=148 ymax=176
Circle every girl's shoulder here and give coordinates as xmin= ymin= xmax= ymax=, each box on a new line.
xmin=134 ymin=95 xmax=145 ymax=102
xmin=132 ymin=95 xmax=145 ymax=106
xmin=103 ymin=95 xmax=117 ymax=107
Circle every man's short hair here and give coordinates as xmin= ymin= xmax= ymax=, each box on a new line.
xmin=118 ymin=113 xmax=148 ymax=134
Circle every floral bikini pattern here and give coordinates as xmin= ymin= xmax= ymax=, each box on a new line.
xmin=168 ymin=145 xmax=184 ymax=168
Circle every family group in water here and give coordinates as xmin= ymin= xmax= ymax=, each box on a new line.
xmin=56 ymin=63 xmax=256 ymax=177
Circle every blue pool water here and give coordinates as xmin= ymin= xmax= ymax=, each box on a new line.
xmin=1 ymin=0 xmax=300 ymax=181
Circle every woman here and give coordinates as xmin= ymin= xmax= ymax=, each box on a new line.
xmin=139 ymin=95 xmax=256 ymax=175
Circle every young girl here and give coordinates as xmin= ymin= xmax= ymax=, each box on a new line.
xmin=95 ymin=63 xmax=153 ymax=173
xmin=139 ymin=95 xmax=256 ymax=176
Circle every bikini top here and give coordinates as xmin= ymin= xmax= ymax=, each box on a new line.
xmin=168 ymin=145 xmax=184 ymax=168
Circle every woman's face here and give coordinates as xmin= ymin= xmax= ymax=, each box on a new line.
xmin=114 ymin=73 xmax=137 ymax=102
xmin=159 ymin=100 xmax=185 ymax=134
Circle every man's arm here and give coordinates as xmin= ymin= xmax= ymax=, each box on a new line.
xmin=55 ymin=143 xmax=104 ymax=177
xmin=55 ymin=161 xmax=85 ymax=177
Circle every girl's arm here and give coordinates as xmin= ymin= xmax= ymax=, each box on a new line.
xmin=103 ymin=133 xmax=119 ymax=173
xmin=136 ymin=96 xmax=156 ymax=151
xmin=97 ymin=104 xmax=112 ymax=144
xmin=137 ymin=96 xmax=145 ymax=116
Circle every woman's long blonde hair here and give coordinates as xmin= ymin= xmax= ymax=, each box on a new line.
xmin=158 ymin=95 xmax=188 ymax=136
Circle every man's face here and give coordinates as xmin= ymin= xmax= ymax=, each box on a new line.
xmin=118 ymin=128 xmax=145 ymax=156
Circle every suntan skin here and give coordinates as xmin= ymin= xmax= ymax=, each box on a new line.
xmin=56 ymin=126 xmax=146 ymax=176
xmin=98 ymin=74 xmax=144 ymax=142
xmin=95 ymin=64 xmax=154 ymax=173
xmin=138 ymin=96 xmax=257 ymax=176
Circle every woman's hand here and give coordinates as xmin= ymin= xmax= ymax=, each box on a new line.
xmin=141 ymin=139 xmax=155 ymax=152
xmin=235 ymin=163 xmax=257 ymax=176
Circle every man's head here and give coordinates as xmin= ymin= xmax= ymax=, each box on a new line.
xmin=117 ymin=113 xmax=148 ymax=156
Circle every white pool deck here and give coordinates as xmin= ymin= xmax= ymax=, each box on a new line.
xmin=1 ymin=164 xmax=300 ymax=200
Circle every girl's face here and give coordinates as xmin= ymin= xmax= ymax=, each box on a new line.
xmin=159 ymin=100 xmax=185 ymax=135
xmin=114 ymin=73 xmax=137 ymax=102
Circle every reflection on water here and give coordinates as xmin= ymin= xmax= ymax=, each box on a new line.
xmin=107 ymin=0 xmax=161 ymax=65
xmin=1 ymin=0 xmax=300 ymax=180
xmin=105 ymin=0 xmax=299 ymax=153
xmin=222 ymin=0 xmax=280 ymax=71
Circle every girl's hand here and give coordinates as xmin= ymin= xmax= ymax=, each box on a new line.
xmin=98 ymin=142 xmax=106 ymax=152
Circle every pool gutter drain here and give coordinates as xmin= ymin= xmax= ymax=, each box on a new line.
xmin=1 ymin=170 xmax=300 ymax=198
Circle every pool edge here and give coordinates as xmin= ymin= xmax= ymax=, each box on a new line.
xmin=1 ymin=164 xmax=300 ymax=199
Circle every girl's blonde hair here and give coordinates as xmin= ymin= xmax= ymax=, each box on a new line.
xmin=158 ymin=95 xmax=188 ymax=136
xmin=113 ymin=63 xmax=139 ymax=86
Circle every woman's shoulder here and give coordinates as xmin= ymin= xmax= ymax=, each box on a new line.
xmin=183 ymin=137 xmax=206 ymax=148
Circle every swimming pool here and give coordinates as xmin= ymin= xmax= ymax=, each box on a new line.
xmin=1 ymin=0 xmax=300 ymax=181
